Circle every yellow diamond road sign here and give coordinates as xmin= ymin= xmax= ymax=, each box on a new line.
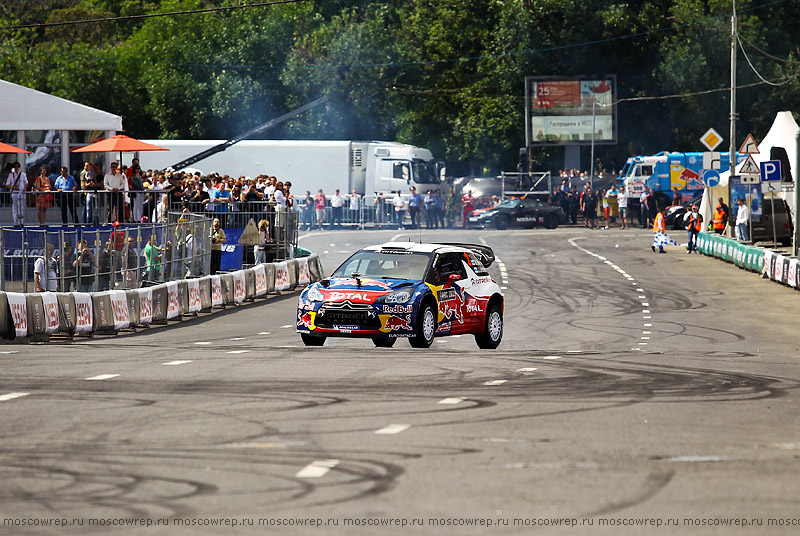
xmin=700 ymin=128 xmax=723 ymax=151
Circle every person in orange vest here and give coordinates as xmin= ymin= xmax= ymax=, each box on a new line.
xmin=651 ymin=208 xmax=679 ymax=253
xmin=712 ymin=204 xmax=726 ymax=234
xmin=685 ymin=204 xmax=703 ymax=253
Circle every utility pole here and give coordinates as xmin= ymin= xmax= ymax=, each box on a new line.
xmin=729 ymin=0 xmax=738 ymax=239
xmin=590 ymin=99 xmax=596 ymax=192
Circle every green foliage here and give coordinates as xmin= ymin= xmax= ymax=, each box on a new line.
xmin=0 ymin=0 xmax=798 ymax=175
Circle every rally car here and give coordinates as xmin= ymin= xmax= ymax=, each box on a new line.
xmin=468 ymin=198 xmax=564 ymax=230
xmin=297 ymin=242 xmax=504 ymax=349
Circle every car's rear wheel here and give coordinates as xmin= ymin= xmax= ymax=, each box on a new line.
xmin=475 ymin=303 xmax=503 ymax=349
xmin=544 ymin=214 xmax=558 ymax=229
xmin=301 ymin=333 xmax=326 ymax=346
xmin=495 ymin=214 xmax=510 ymax=230
xmin=409 ymin=303 xmax=436 ymax=348
xmin=372 ymin=337 xmax=396 ymax=348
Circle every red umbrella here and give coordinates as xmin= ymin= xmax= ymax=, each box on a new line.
xmin=72 ymin=134 xmax=168 ymax=164
xmin=0 ymin=141 xmax=30 ymax=154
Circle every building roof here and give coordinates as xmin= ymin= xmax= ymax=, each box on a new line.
xmin=0 ymin=79 xmax=122 ymax=131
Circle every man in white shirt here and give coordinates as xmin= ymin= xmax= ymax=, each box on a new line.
xmin=617 ymin=187 xmax=628 ymax=229
xmin=735 ymin=197 xmax=750 ymax=242
xmin=392 ymin=190 xmax=405 ymax=229
xmin=34 ymin=242 xmax=58 ymax=292
xmin=6 ymin=162 xmax=27 ymax=225
xmin=104 ymin=162 xmax=127 ymax=223
xmin=330 ymin=188 xmax=344 ymax=227
xmin=348 ymin=189 xmax=361 ymax=225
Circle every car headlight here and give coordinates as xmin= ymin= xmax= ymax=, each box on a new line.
xmin=384 ymin=290 xmax=412 ymax=303
xmin=306 ymin=284 xmax=324 ymax=302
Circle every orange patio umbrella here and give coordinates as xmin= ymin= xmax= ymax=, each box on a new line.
xmin=0 ymin=141 xmax=31 ymax=154
xmin=71 ymin=134 xmax=168 ymax=165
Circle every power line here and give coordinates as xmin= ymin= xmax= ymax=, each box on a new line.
xmin=0 ymin=0 xmax=308 ymax=31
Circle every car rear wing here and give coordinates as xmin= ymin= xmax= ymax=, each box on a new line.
xmin=439 ymin=243 xmax=496 ymax=267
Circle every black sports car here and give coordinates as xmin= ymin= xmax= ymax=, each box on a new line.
xmin=468 ymin=198 xmax=565 ymax=230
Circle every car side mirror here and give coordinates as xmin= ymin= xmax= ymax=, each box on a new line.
xmin=448 ymin=273 xmax=461 ymax=285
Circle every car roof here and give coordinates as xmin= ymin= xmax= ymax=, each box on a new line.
xmin=362 ymin=242 xmax=496 ymax=266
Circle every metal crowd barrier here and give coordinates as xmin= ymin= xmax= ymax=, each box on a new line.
xmin=0 ymin=254 xmax=323 ymax=341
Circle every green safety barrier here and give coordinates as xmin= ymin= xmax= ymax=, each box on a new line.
xmin=698 ymin=232 xmax=765 ymax=274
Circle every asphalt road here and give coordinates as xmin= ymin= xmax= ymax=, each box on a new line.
xmin=2 ymin=226 xmax=800 ymax=535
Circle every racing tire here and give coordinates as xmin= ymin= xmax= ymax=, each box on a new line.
xmin=301 ymin=333 xmax=326 ymax=346
xmin=474 ymin=303 xmax=503 ymax=349
xmin=544 ymin=214 xmax=558 ymax=229
xmin=495 ymin=214 xmax=510 ymax=230
xmin=372 ymin=337 xmax=396 ymax=348
xmin=409 ymin=302 xmax=437 ymax=348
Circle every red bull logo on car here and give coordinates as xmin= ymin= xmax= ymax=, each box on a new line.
xmin=297 ymin=310 xmax=316 ymax=330
xmin=381 ymin=314 xmax=412 ymax=331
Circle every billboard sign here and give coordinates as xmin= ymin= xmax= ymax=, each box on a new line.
xmin=525 ymin=76 xmax=617 ymax=146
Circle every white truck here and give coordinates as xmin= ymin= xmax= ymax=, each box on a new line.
xmin=138 ymin=139 xmax=444 ymax=196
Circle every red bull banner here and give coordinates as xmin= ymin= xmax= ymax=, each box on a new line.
xmin=233 ymin=271 xmax=246 ymax=304
xmin=6 ymin=292 xmax=28 ymax=338
xmin=297 ymin=257 xmax=311 ymax=286
xmin=111 ymin=290 xmax=130 ymax=331
xmin=41 ymin=292 xmax=60 ymax=334
xmin=166 ymin=281 xmax=180 ymax=319
xmin=275 ymin=261 xmax=291 ymax=291
xmin=253 ymin=265 xmax=268 ymax=296
xmin=137 ymin=288 xmax=153 ymax=325
xmin=210 ymin=275 xmax=223 ymax=306
xmin=187 ymin=279 xmax=202 ymax=313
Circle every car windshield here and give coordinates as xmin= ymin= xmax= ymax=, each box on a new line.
xmin=494 ymin=199 xmax=517 ymax=208
xmin=412 ymin=160 xmax=439 ymax=184
xmin=332 ymin=251 xmax=433 ymax=280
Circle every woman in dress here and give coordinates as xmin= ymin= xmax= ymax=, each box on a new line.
xmin=34 ymin=166 xmax=54 ymax=224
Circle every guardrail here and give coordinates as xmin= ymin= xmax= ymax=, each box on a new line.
xmin=0 ymin=254 xmax=323 ymax=342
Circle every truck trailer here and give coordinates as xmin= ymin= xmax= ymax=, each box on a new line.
xmin=139 ymin=139 xmax=444 ymax=196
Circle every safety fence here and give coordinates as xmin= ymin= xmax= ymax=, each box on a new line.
xmin=696 ymin=232 xmax=766 ymax=273
xmin=0 ymin=254 xmax=323 ymax=342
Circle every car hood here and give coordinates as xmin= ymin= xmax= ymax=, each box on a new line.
xmin=321 ymin=277 xmax=417 ymax=292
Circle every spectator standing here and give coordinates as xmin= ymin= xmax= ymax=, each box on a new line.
xmin=445 ymin=188 xmax=458 ymax=228
xmin=330 ymin=188 xmax=344 ymax=227
xmin=210 ymin=217 xmax=226 ymax=274
xmin=58 ymin=241 xmax=77 ymax=291
xmin=6 ymin=162 xmax=28 ymax=225
xmin=34 ymin=166 xmax=54 ymax=225
xmin=646 ymin=188 xmax=659 ymax=228
xmin=254 ymin=219 xmax=271 ymax=264
xmin=599 ymin=188 xmax=610 ymax=229
xmin=672 ymin=187 xmax=682 ymax=206
xmin=143 ymin=234 xmax=162 ymax=281
xmin=685 ymin=204 xmax=703 ymax=253
xmin=97 ymin=240 xmax=113 ymax=290
xmin=717 ymin=197 xmax=730 ymax=225
xmin=104 ymin=162 xmax=127 ymax=223
xmin=34 ymin=242 xmax=58 ymax=292
xmin=301 ymin=191 xmax=314 ymax=230
xmin=54 ymin=166 xmax=78 ymax=224
xmin=639 ymin=189 xmax=648 ymax=228
xmin=712 ymin=204 xmax=726 ymax=234
xmin=76 ymin=240 xmax=95 ymax=292
xmin=735 ymin=198 xmax=749 ymax=242
xmin=123 ymin=236 xmax=139 ymax=289
xmin=348 ymin=189 xmax=361 ymax=226
xmin=392 ymin=190 xmax=406 ymax=229
xmin=568 ymin=187 xmax=579 ymax=225
xmin=617 ymin=187 xmax=628 ymax=229
xmin=580 ymin=185 xmax=597 ymax=229
xmin=314 ymin=189 xmax=327 ymax=229
xmin=424 ymin=190 xmax=435 ymax=229
xmin=606 ymin=183 xmax=620 ymax=226
xmin=129 ymin=163 xmax=145 ymax=222
xmin=407 ymin=186 xmax=421 ymax=228
xmin=461 ymin=190 xmax=475 ymax=228
xmin=434 ymin=189 xmax=445 ymax=228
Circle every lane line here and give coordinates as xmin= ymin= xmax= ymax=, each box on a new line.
xmin=296 ymin=459 xmax=339 ymax=478
xmin=375 ymin=424 xmax=410 ymax=435
xmin=86 ymin=374 xmax=119 ymax=381
xmin=438 ymin=397 xmax=465 ymax=405
xmin=280 ymin=325 xmax=293 ymax=329
xmin=227 ymin=350 xmax=251 ymax=354
xmin=542 ymin=355 xmax=562 ymax=359
xmin=194 ymin=341 xmax=211 ymax=345
xmin=230 ymin=337 xmax=246 ymax=341
xmin=164 ymin=360 xmax=192 ymax=366
xmin=0 ymin=392 xmax=30 ymax=401
xmin=483 ymin=380 xmax=508 ymax=386
xmin=516 ymin=367 xmax=538 ymax=372
xmin=258 ymin=332 xmax=270 ymax=335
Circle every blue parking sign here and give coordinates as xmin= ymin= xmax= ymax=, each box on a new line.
xmin=760 ymin=160 xmax=781 ymax=182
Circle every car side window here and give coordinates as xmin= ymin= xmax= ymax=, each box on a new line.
xmin=430 ymin=253 xmax=468 ymax=285
xmin=466 ymin=253 xmax=489 ymax=276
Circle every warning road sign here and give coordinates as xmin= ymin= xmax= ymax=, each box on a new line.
xmin=739 ymin=133 xmax=759 ymax=154
xmin=739 ymin=154 xmax=760 ymax=175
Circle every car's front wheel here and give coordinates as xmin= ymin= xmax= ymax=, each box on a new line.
xmin=372 ymin=337 xmax=396 ymax=348
xmin=409 ymin=303 xmax=436 ymax=348
xmin=495 ymin=214 xmax=510 ymax=230
xmin=301 ymin=333 xmax=326 ymax=346
xmin=544 ymin=214 xmax=558 ymax=229
xmin=475 ymin=303 xmax=503 ymax=349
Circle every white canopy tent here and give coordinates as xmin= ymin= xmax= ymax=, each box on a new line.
xmin=700 ymin=111 xmax=799 ymax=226
xmin=0 ymin=79 xmax=122 ymax=172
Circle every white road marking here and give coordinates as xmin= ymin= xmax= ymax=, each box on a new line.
xmin=542 ymin=355 xmax=562 ymax=359
xmin=438 ymin=397 xmax=465 ymax=405
xmin=641 ymin=302 xmax=650 ymax=306
xmin=375 ymin=424 xmax=410 ymax=435
xmin=638 ymin=295 xmax=647 ymax=299
xmin=501 ymin=286 xmax=508 ymax=290
xmin=516 ymin=367 xmax=538 ymax=372
xmin=194 ymin=341 xmax=212 ymax=345
xmin=164 ymin=360 xmax=192 ymax=366
xmin=278 ymin=345 xmax=298 ymax=348
xmin=0 ymin=351 xmax=19 ymax=355
xmin=643 ymin=309 xmax=651 ymax=313
xmin=567 ymin=350 xmax=581 ymax=354
xmin=641 ymin=337 xmax=650 ymax=340
xmin=258 ymin=332 xmax=270 ymax=335
xmin=0 ymin=392 xmax=29 ymax=401
xmin=643 ymin=331 xmax=651 ymax=335
xmin=644 ymin=323 xmax=652 ymax=327
xmin=296 ymin=459 xmax=339 ymax=478
xmin=638 ymin=342 xmax=648 ymax=346
xmin=483 ymin=380 xmax=508 ymax=386
xmin=230 ymin=337 xmax=246 ymax=341
xmin=227 ymin=350 xmax=250 ymax=354
xmin=636 ymin=288 xmax=644 ymax=292
xmin=86 ymin=374 xmax=119 ymax=381
xmin=280 ymin=325 xmax=293 ymax=329
xmin=389 ymin=233 xmax=407 ymax=241
xmin=643 ymin=316 xmax=652 ymax=320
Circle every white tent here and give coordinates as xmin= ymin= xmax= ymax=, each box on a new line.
xmin=0 ymin=79 xmax=122 ymax=131
xmin=701 ymin=111 xmax=799 ymax=225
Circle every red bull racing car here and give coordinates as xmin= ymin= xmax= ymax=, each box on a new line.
xmin=297 ymin=242 xmax=504 ymax=348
